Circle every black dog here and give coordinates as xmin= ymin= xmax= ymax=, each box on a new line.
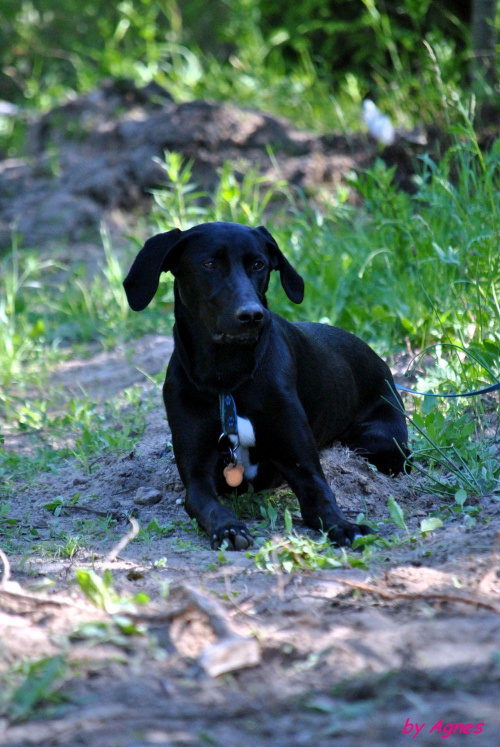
xmin=124 ymin=222 xmax=408 ymax=550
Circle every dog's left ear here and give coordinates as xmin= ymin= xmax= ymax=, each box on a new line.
xmin=123 ymin=229 xmax=184 ymax=311
xmin=255 ymin=226 xmax=304 ymax=304
xmin=255 ymin=226 xmax=304 ymax=303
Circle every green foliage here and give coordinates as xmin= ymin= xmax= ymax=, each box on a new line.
xmin=138 ymin=518 xmax=175 ymax=541
xmin=420 ymin=516 xmax=443 ymax=533
xmin=1 ymin=0 xmax=496 ymax=156
xmin=75 ymin=568 xmax=121 ymax=611
xmin=0 ymin=386 xmax=149 ymax=499
xmin=253 ymin=529 xmax=377 ymax=573
xmin=0 ymin=240 xmax=57 ymax=389
xmin=406 ymin=401 xmax=499 ymax=497
xmin=0 ymin=232 xmax=168 ymax=399
xmin=71 ymin=617 xmax=145 ymax=644
xmin=151 ymin=131 xmax=500 ymax=362
xmin=43 ymin=493 xmax=80 ymax=516
xmin=75 ymin=568 xmax=151 ymax=615
xmin=6 ymin=656 xmax=68 ymax=722
xmin=387 ymin=495 xmax=408 ymax=533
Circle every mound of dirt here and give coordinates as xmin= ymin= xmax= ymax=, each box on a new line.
xmin=1 ymin=78 xmax=427 ymax=250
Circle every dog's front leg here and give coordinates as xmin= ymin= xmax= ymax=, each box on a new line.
xmin=185 ymin=470 xmax=254 ymax=551
xmin=167 ymin=410 xmax=254 ymax=551
xmin=261 ymin=401 xmax=369 ymax=546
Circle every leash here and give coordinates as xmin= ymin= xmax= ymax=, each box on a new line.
xmin=218 ymin=394 xmax=245 ymax=486
xmin=395 ymin=381 xmax=500 ymax=398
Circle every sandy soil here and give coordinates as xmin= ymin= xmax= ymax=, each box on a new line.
xmin=0 ymin=335 xmax=499 ymax=746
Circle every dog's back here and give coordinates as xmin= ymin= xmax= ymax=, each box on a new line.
xmin=274 ymin=316 xmax=401 ymax=448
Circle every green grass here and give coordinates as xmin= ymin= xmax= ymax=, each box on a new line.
xmin=0 ymin=384 xmax=151 ymax=501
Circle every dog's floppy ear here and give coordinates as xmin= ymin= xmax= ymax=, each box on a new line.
xmin=123 ymin=229 xmax=184 ymax=311
xmin=255 ymin=226 xmax=304 ymax=304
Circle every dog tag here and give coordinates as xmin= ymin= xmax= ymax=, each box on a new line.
xmin=223 ymin=464 xmax=244 ymax=487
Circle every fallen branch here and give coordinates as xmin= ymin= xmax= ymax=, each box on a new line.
xmin=334 ymin=578 xmax=500 ymax=614
xmin=0 ymin=546 xmax=97 ymax=613
xmin=1 ymin=546 xmax=260 ymax=676
xmin=178 ymin=585 xmax=233 ymax=638
xmin=178 ymin=585 xmax=260 ymax=676
xmin=130 ymin=584 xmax=261 ymax=676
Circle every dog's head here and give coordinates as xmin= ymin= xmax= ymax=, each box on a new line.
xmin=123 ymin=222 xmax=304 ymax=344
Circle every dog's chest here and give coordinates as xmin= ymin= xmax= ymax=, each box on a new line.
xmin=229 ymin=416 xmax=258 ymax=480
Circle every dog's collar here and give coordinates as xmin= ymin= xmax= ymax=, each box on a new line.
xmin=218 ymin=393 xmax=246 ymax=486
xmin=218 ymin=393 xmax=239 ymax=465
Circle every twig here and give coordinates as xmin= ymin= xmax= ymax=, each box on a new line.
xmin=0 ymin=586 xmax=92 ymax=612
xmin=177 ymin=584 xmax=233 ymax=638
xmin=174 ymin=584 xmax=260 ymax=676
xmin=122 ymin=583 xmax=234 ymax=629
xmin=103 ymin=517 xmax=140 ymax=565
xmin=66 ymin=504 xmax=126 ymax=519
xmin=128 ymin=583 xmax=261 ymax=676
xmin=0 ymin=546 xmax=94 ymax=612
xmin=0 ymin=547 xmax=11 ymax=588
xmin=223 ymin=572 xmax=266 ymax=621
xmin=227 ymin=586 xmax=281 ymax=619
xmin=334 ymin=578 xmax=500 ymax=613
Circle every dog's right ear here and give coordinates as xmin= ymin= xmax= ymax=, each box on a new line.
xmin=123 ymin=229 xmax=183 ymax=311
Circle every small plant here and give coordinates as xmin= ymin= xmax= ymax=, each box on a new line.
xmin=75 ymin=568 xmax=122 ymax=612
xmin=43 ymin=493 xmax=80 ymax=517
xmin=404 ymin=401 xmax=499 ymax=498
xmin=59 ymin=535 xmax=82 ymax=559
xmin=253 ymin=511 xmax=376 ymax=572
xmin=6 ymin=656 xmax=68 ymax=722
xmin=71 ymin=617 xmax=146 ymax=644
xmin=138 ymin=518 xmax=175 ymax=541
xmin=253 ymin=530 xmax=376 ymax=573
xmin=387 ymin=495 xmax=410 ymax=538
xmin=0 ymin=241 xmax=58 ymax=391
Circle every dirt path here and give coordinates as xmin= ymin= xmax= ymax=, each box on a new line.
xmin=0 ymin=337 xmax=499 ymax=745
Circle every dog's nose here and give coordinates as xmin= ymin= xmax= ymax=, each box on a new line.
xmin=235 ymin=304 xmax=264 ymax=326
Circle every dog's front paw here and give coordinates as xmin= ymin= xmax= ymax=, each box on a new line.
xmin=327 ymin=521 xmax=372 ymax=547
xmin=211 ymin=523 xmax=254 ymax=551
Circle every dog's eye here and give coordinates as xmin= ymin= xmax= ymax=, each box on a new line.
xmin=203 ymin=259 xmax=216 ymax=270
xmin=252 ymin=260 xmax=265 ymax=271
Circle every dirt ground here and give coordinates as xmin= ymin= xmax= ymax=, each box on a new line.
xmin=1 ymin=336 xmax=499 ymax=746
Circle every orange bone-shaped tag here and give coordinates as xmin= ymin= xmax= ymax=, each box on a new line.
xmin=223 ymin=464 xmax=245 ymax=487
